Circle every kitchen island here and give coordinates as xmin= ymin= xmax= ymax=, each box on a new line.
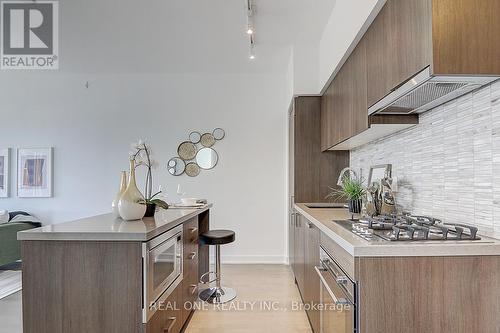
xmin=291 ymin=203 xmax=500 ymax=333
xmin=17 ymin=205 xmax=212 ymax=333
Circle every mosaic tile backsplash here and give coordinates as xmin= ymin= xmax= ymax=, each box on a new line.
xmin=350 ymin=80 xmax=500 ymax=239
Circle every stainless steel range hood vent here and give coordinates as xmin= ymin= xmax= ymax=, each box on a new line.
xmin=369 ymin=67 xmax=498 ymax=116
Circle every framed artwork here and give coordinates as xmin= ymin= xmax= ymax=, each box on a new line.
xmin=17 ymin=148 xmax=53 ymax=198
xmin=0 ymin=148 xmax=9 ymax=198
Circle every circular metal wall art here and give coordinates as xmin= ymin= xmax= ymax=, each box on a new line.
xmin=213 ymin=128 xmax=225 ymax=140
xmin=196 ymin=148 xmax=219 ymax=170
xmin=200 ymin=133 xmax=216 ymax=148
xmin=167 ymin=157 xmax=186 ymax=176
xmin=185 ymin=162 xmax=201 ymax=177
xmin=189 ymin=131 xmax=201 ymax=144
xmin=178 ymin=141 xmax=197 ymax=160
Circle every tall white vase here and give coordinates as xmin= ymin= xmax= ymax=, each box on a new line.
xmin=111 ymin=171 xmax=128 ymax=218
xmin=118 ymin=160 xmax=146 ymax=221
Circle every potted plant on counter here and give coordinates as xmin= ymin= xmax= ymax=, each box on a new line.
xmin=130 ymin=140 xmax=169 ymax=217
xmin=327 ymin=174 xmax=366 ymax=217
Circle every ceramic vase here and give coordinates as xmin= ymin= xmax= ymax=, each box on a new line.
xmin=118 ymin=160 xmax=146 ymax=221
xmin=348 ymin=198 xmax=362 ymax=214
xmin=111 ymin=171 xmax=128 ymax=218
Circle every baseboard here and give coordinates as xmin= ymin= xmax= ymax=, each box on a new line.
xmin=209 ymin=255 xmax=287 ymax=264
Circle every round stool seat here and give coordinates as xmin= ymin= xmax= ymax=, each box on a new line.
xmin=199 ymin=229 xmax=235 ymax=245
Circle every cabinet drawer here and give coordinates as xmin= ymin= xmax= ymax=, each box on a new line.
xmin=320 ymin=232 xmax=355 ymax=280
xmin=146 ymin=285 xmax=182 ymax=333
xmin=183 ymin=217 xmax=199 ymax=245
xmin=181 ymin=271 xmax=199 ymax=325
xmin=184 ymin=248 xmax=199 ymax=278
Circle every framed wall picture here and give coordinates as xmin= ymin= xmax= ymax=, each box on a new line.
xmin=0 ymin=148 xmax=9 ymax=198
xmin=17 ymin=148 xmax=53 ymax=198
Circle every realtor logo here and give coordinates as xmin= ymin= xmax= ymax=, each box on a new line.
xmin=1 ymin=1 xmax=58 ymax=69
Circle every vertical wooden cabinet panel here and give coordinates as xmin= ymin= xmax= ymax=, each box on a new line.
xmin=365 ymin=0 xmax=432 ymax=107
xmin=294 ymin=96 xmax=349 ymax=202
xmin=304 ymin=221 xmax=320 ymax=333
xmin=391 ymin=0 xmax=432 ymax=84
xmin=432 ymin=0 xmax=500 ymax=75
xmin=294 ymin=97 xmax=321 ymax=202
xmin=321 ymin=37 xmax=368 ymax=150
xmin=348 ymin=38 xmax=369 ymax=137
xmin=320 ymin=85 xmax=333 ymax=151
xmin=336 ymin=66 xmax=351 ymax=143
xmin=293 ymin=214 xmax=306 ymax=294
xmin=364 ymin=2 xmax=395 ymax=108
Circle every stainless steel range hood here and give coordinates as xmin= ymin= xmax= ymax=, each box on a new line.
xmin=368 ymin=67 xmax=498 ymax=116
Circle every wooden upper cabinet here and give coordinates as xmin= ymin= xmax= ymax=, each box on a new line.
xmin=348 ymin=38 xmax=368 ymax=137
xmin=432 ymin=0 xmax=500 ymax=75
xmin=365 ymin=0 xmax=500 ymax=107
xmin=365 ymin=0 xmax=432 ymax=107
xmin=295 ymin=96 xmax=349 ymax=201
xmin=321 ymin=0 xmax=499 ymax=150
xmin=321 ymin=38 xmax=367 ymax=150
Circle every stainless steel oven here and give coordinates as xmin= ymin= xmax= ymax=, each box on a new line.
xmin=316 ymin=247 xmax=358 ymax=333
xmin=143 ymin=225 xmax=183 ymax=322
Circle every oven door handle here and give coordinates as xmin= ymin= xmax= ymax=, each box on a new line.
xmin=315 ymin=266 xmax=350 ymax=306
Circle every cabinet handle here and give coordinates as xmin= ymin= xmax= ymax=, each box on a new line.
xmin=189 ymin=227 xmax=198 ymax=234
xmin=190 ymin=284 xmax=198 ymax=295
xmin=307 ymin=222 xmax=313 ymax=229
xmin=188 ymin=252 xmax=197 ymax=260
xmin=163 ymin=317 xmax=177 ymax=333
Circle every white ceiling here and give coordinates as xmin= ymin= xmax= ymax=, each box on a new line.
xmin=61 ymin=0 xmax=336 ymax=74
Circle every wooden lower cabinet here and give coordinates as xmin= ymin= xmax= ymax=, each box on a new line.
xmin=293 ymin=213 xmax=306 ymax=294
xmin=291 ymin=212 xmax=321 ymax=333
xmin=303 ymin=220 xmax=320 ymax=333
xmin=146 ymin=286 xmax=182 ymax=333
xmin=181 ymin=217 xmax=200 ymax=326
xmin=356 ymin=255 xmax=500 ymax=333
xmin=292 ymin=212 xmax=500 ymax=333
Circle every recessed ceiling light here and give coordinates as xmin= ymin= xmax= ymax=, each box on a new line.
xmin=246 ymin=27 xmax=254 ymax=35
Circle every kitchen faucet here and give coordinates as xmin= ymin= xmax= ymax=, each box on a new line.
xmin=337 ymin=167 xmax=358 ymax=186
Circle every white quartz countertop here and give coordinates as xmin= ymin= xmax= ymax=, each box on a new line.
xmin=17 ymin=204 xmax=212 ymax=242
xmin=295 ymin=203 xmax=500 ymax=257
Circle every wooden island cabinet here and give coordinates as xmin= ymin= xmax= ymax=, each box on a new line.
xmin=18 ymin=207 xmax=211 ymax=333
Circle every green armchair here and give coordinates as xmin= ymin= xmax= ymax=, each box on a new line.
xmin=0 ymin=213 xmax=41 ymax=267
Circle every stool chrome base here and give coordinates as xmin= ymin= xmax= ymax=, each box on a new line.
xmin=199 ymin=286 xmax=237 ymax=304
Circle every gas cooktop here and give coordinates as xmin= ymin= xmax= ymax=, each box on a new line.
xmin=334 ymin=213 xmax=481 ymax=242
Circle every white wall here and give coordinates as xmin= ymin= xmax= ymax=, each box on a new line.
xmin=318 ymin=0 xmax=385 ymax=91
xmin=0 ymin=72 xmax=289 ymax=264
xmin=291 ymin=43 xmax=319 ymax=95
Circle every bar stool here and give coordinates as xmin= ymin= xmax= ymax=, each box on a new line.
xmin=198 ymin=229 xmax=236 ymax=304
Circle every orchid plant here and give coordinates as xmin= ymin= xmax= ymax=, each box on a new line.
xmin=130 ymin=140 xmax=169 ymax=209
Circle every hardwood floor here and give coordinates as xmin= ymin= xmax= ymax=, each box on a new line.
xmin=185 ymin=264 xmax=312 ymax=333
xmin=0 ymin=265 xmax=310 ymax=333
xmin=0 ymin=291 xmax=22 ymax=333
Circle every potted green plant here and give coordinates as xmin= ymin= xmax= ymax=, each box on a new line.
xmin=327 ymin=174 xmax=366 ymax=215
xmin=130 ymin=140 xmax=169 ymax=217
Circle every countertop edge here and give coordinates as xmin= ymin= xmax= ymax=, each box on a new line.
xmin=294 ymin=204 xmax=356 ymax=256
xmin=17 ymin=204 xmax=212 ymax=242
xmin=294 ymin=203 xmax=500 ymax=257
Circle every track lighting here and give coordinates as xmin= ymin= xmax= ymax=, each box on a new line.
xmin=249 ymin=40 xmax=255 ymax=60
xmin=246 ymin=0 xmax=256 ymax=60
